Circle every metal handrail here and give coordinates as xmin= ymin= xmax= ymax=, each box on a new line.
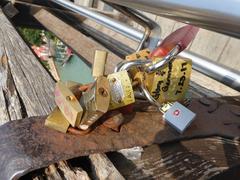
xmin=51 ymin=0 xmax=240 ymax=91
xmin=104 ymin=0 xmax=240 ymax=39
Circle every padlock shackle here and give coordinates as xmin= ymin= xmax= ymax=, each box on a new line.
xmin=114 ymin=59 xmax=151 ymax=72
xmin=140 ymin=82 xmax=163 ymax=112
xmin=145 ymin=45 xmax=181 ymax=73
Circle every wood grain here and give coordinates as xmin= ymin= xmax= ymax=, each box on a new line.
xmin=0 ymin=9 xmax=55 ymax=116
xmin=89 ymin=153 xmax=125 ymax=180
xmin=2 ymin=4 xmax=240 ymax=179
xmin=0 ymin=8 xmax=92 ymax=180
xmin=108 ymin=137 xmax=240 ymax=179
xmin=34 ymin=9 xmax=123 ymax=75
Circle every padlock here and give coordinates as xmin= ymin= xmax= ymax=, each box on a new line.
xmin=144 ymin=57 xmax=192 ymax=103
xmin=124 ymin=49 xmax=192 ymax=103
xmin=92 ymin=50 xmax=108 ymax=78
xmin=54 ymin=81 xmax=83 ymax=127
xmin=45 ymin=107 xmax=70 ymax=133
xmin=125 ymin=49 xmax=150 ymax=61
xmin=79 ymin=76 xmax=110 ymax=130
xmin=46 ymin=81 xmax=82 ymax=132
xmin=107 ymin=70 xmax=135 ymax=110
xmin=161 ymin=102 xmax=196 ymax=133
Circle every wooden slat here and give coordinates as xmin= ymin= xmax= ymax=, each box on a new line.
xmin=34 ymin=9 xmax=123 ymax=75
xmin=0 ymin=54 xmax=22 ymax=125
xmin=0 ymin=9 xmax=55 ymax=116
xmin=0 ymin=8 xmax=91 ymax=179
xmin=108 ymin=137 xmax=240 ymax=179
xmin=89 ymin=153 xmax=125 ymax=180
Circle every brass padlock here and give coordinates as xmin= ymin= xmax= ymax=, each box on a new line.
xmin=125 ymin=49 xmax=150 ymax=61
xmin=79 ymin=76 xmax=110 ymax=130
xmin=54 ymin=81 xmax=83 ymax=127
xmin=45 ymin=107 xmax=70 ymax=133
xmin=92 ymin=50 xmax=108 ymax=78
xmin=107 ymin=70 xmax=135 ymax=110
xmin=46 ymin=81 xmax=82 ymax=132
xmin=125 ymin=49 xmax=192 ymax=103
xmin=144 ymin=57 xmax=192 ymax=103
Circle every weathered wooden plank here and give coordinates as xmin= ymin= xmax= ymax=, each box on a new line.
xmin=0 ymin=8 xmax=92 ymax=180
xmin=108 ymin=137 xmax=240 ymax=179
xmin=89 ymin=153 xmax=125 ymax=180
xmin=0 ymin=54 xmax=22 ymax=125
xmin=0 ymin=9 xmax=55 ymax=116
xmin=34 ymin=9 xmax=123 ymax=75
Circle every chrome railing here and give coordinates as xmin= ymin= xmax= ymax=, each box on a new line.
xmin=51 ymin=0 xmax=240 ymax=91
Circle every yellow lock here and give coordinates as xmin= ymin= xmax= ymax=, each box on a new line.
xmin=54 ymin=81 xmax=83 ymax=127
xmin=145 ymin=57 xmax=192 ymax=103
xmin=125 ymin=49 xmax=192 ymax=103
xmin=108 ymin=70 xmax=135 ymax=110
xmin=79 ymin=76 xmax=110 ymax=130
xmin=125 ymin=49 xmax=150 ymax=61
xmin=45 ymin=107 xmax=70 ymax=133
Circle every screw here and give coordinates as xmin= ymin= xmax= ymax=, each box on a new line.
xmin=66 ymin=95 xmax=75 ymax=101
xmin=98 ymin=87 xmax=108 ymax=97
xmin=111 ymin=78 xmax=116 ymax=83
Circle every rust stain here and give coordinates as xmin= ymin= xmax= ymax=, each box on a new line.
xmin=0 ymin=96 xmax=239 ymax=179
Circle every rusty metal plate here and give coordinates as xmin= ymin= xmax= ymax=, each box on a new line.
xmin=0 ymin=97 xmax=239 ymax=179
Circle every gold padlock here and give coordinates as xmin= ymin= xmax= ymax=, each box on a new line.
xmin=54 ymin=81 xmax=83 ymax=127
xmin=79 ymin=76 xmax=110 ymax=130
xmin=46 ymin=81 xmax=82 ymax=132
xmin=92 ymin=50 xmax=108 ymax=78
xmin=45 ymin=107 xmax=70 ymax=133
xmin=125 ymin=49 xmax=150 ymax=61
xmin=107 ymin=70 xmax=135 ymax=110
xmin=144 ymin=57 xmax=192 ymax=103
xmin=125 ymin=49 xmax=192 ymax=103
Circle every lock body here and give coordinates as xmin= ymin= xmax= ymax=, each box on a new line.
xmin=79 ymin=76 xmax=110 ymax=130
xmin=145 ymin=57 xmax=192 ymax=103
xmin=54 ymin=81 xmax=83 ymax=127
xmin=107 ymin=70 xmax=135 ymax=110
xmin=45 ymin=107 xmax=70 ymax=133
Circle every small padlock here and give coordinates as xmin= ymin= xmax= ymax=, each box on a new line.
xmin=45 ymin=107 xmax=70 ymax=133
xmin=107 ymin=70 xmax=135 ymax=110
xmin=124 ymin=49 xmax=192 ymax=103
xmin=46 ymin=81 xmax=82 ymax=132
xmin=54 ymin=81 xmax=83 ymax=127
xmin=161 ymin=102 xmax=196 ymax=133
xmin=79 ymin=76 xmax=110 ymax=130
xmin=144 ymin=57 xmax=192 ymax=103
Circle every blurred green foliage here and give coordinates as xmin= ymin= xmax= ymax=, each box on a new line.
xmin=18 ymin=27 xmax=56 ymax=46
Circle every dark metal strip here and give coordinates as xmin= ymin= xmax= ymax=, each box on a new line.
xmin=0 ymin=97 xmax=239 ymax=179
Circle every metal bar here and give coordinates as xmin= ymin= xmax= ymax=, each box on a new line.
xmin=1 ymin=97 xmax=240 ymax=179
xmin=181 ymin=51 xmax=240 ymax=91
xmin=50 ymin=0 xmax=240 ymax=91
xmin=50 ymin=0 xmax=143 ymax=42
xmin=104 ymin=0 xmax=240 ymax=39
